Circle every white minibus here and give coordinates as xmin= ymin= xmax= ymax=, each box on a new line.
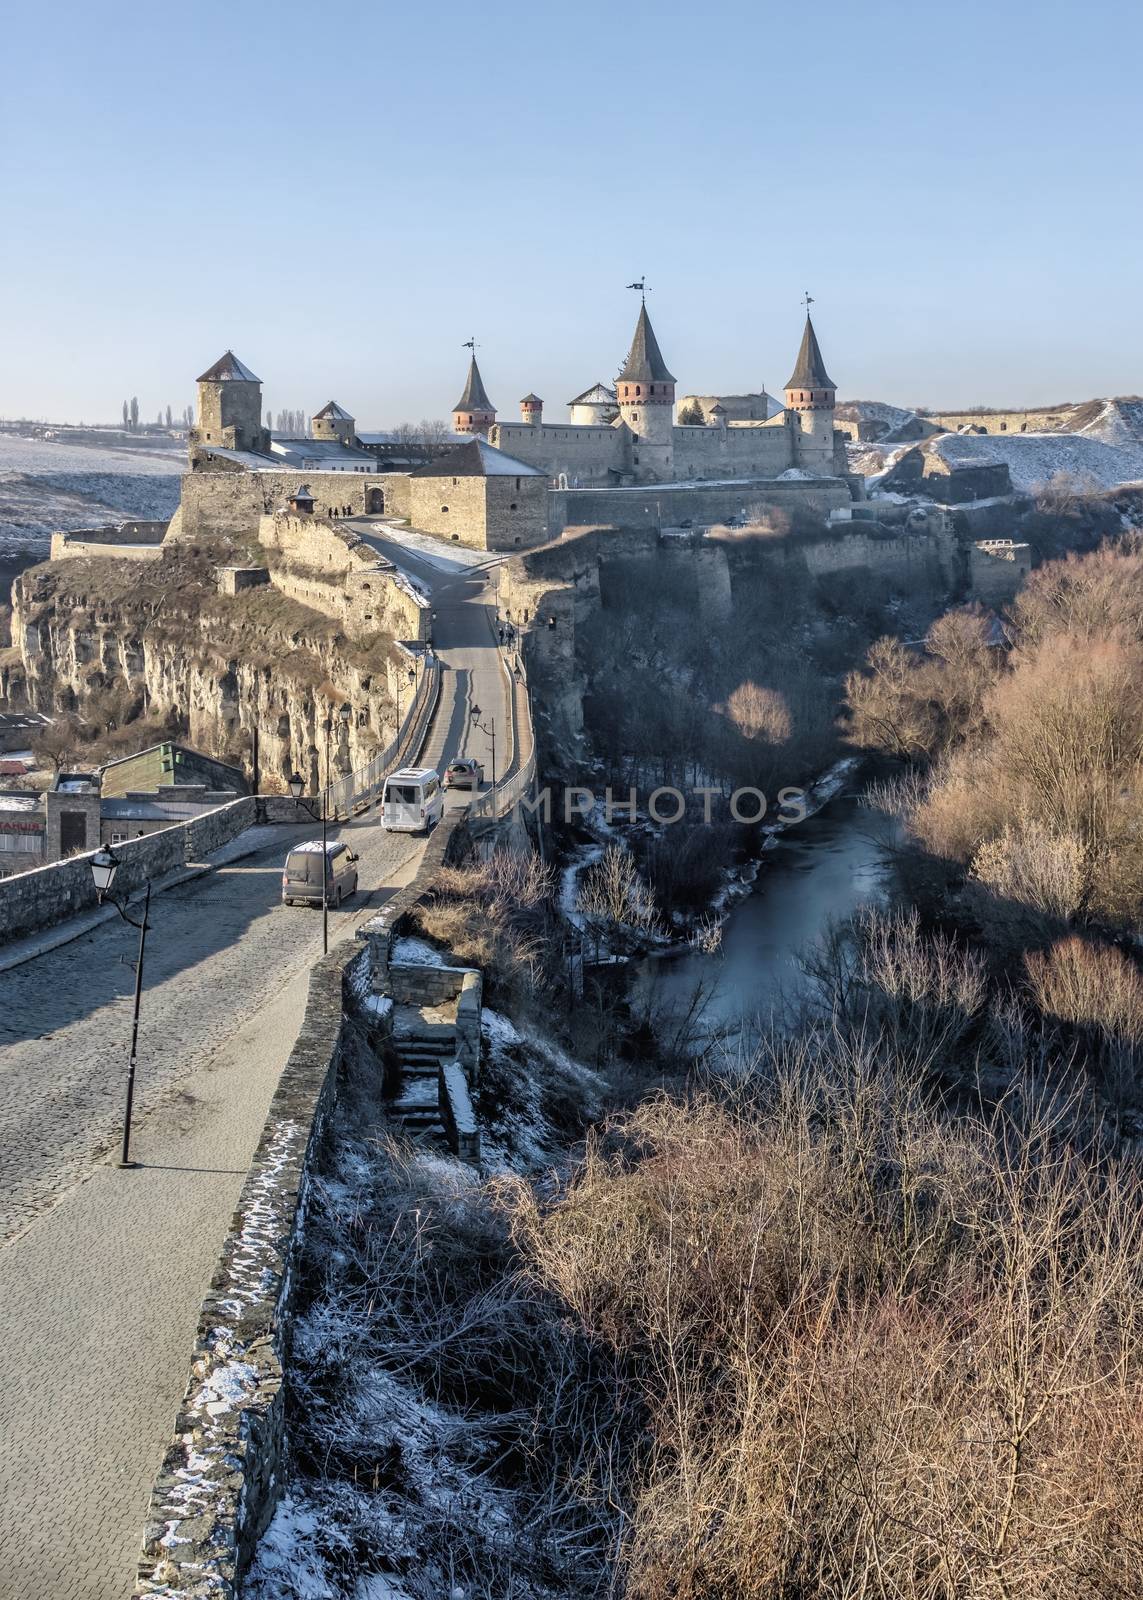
xmin=380 ymin=767 xmax=444 ymax=833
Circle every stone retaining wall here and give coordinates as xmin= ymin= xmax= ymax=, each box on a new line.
xmin=129 ymin=810 xmax=478 ymax=1596
xmin=133 ymin=944 xmax=372 ymax=1598
xmin=0 ymin=797 xmax=256 ymax=943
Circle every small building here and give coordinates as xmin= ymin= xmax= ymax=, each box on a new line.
xmin=0 ymin=789 xmax=47 ymax=877
xmin=99 ymin=743 xmax=248 ymax=800
xmin=287 ymin=484 xmax=315 ymax=515
xmin=407 ymin=439 xmax=548 ymax=550
xmin=0 ymin=711 xmax=48 ymax=754
xmin=100 ymin=784 xmax=242 ymax=845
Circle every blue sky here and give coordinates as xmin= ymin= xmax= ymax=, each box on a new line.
xmin=2 ymin=0 xmax=1139 ymax=423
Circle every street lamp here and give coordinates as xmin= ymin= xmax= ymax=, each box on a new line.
xmin=89 ymin=845 xmax=151 ymax=1170
xmin=470 ymin=703 xmax=497 ymax=798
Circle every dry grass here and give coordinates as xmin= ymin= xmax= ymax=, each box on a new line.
xmin=413 ymin=848 xmax=560 ymax=1006
xmin=508 ymin=1048 xmax=1143 ymax=1599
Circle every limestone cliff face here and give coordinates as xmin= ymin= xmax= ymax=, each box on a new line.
xmin=12 ymin=553 xmax=399 ymax=791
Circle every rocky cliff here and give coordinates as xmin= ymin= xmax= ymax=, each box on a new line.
xmin=11 ymin=546 xmax=400 ymax=790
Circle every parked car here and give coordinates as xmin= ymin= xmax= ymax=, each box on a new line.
xmin=380 ymin=767 xmax=444 ymax=833
xmin=443 ymin=757 xmax=484 ymax=790
xmin=281 ymin=840 xmax=359 ymax=908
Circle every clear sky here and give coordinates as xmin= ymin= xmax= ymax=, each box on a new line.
xmin=2 ymin=0 xmax=1140 ymax=424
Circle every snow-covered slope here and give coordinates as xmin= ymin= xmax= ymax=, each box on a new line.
xmin=835 ymin=399 xmax=917 ymax=432
xmin=1071 ymin=397 xmax=1143 ymax=450
xmin=933 ymin=431 xmax=1143 ymax=492
xmin=0 ymin=433 xmax=183 ymax=554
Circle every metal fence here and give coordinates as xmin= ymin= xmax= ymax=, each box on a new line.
xmin=468 ymin=645 xmax=538 ymax=824
xmin=325 ymin=657 xmax=441 ymax=822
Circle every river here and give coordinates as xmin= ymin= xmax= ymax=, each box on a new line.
xmin=632 ymin=795 xmax=890 ymax=1048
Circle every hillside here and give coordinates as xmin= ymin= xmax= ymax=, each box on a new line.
xmin=933 ymin=430 xmax=1143 ymax=492
xmin=0 ymin=433 xmax=183 ymax=557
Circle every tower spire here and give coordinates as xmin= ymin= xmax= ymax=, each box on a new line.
xmin=452 ymin=342 xmax=496 ymax=436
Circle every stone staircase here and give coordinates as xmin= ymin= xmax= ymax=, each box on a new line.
xmin=388 ymin=1001 xmax=456 ymax=1146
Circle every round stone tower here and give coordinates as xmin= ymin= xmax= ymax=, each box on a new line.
xmin=616 ymin=302 xmax=675 ymax=483
xmin=783 ymin=315 xmax=837 ymax=473
xmin=520 ymin=393 xmax=543 ymax=427
xmin=312 ymin=400 xmax=356 ymax=447
xmin=452 ymin=356 xmax=496 ymax=436
xmin=191 ymin=351 xmax=269 ymax=456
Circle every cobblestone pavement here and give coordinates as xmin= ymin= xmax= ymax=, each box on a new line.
xmin=0 ymin=543 xmax=509 ymax=1600
xmin=0 ymin=818 xmax=425 ymax=1600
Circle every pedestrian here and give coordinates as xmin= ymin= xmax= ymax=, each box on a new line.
xmin=498 ymin=626 xmax=505 ymax=644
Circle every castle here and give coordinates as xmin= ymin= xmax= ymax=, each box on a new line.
xmin=171 ymin=299 xmax=856 ymax=551
xmin=465 ymin=298 xmax=847 ymax=488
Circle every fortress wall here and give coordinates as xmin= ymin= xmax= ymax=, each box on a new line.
xmin=549 ymin=477 xmax=851 ymax=534
xmin=925 ymin=409 xmax=1072 ymax=435
xmin=175 ymin=470 xmax=377 ymax=540
xmin=379 ymin=472 xmax=412 ymax=517
xmin=407 ymin=476 xmax=489 ymax=549
xmin=672 ymin=422 xmax=792 ymax=480
xmin=490 ymin=421 xmax=622 ymax=485
xmin=258 ymin=513 xmax=428 ymax=641
xmin=796 ymin=526 xmax=959 ymax=586
xmin=970 ymin=539 xmax=1033 ymax=605
xmin=406 ymin=475 xmax=548 ymax=552
xmin=0 ymin=797 xmax=256 ymax=945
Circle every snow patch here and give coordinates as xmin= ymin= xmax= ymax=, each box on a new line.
xmin=391 ymin=935 xmax=447 ymax=966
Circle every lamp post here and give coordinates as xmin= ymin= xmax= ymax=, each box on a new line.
xmin=470 ymin=703 xmax=497 ymax=802
xmin=90 ymin=846 xmax=150 ymax=1170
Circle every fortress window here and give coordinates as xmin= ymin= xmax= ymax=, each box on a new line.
xmin=440 ymin=505 xmax=449 ymax=513
xmin=515 ymin=477 xmax=521 ymax=489
xmin=636 ymin=385 xmax=641 ymax=395
xmin=509 ymin=502 xmax=517 ymax=510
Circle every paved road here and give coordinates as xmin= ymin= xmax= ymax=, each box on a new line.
xmin=0 ymin=520 xmax=512 ymax=1600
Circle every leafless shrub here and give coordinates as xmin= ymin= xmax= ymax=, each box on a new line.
xmin=578 ymin=845 xmax=662 ymax=936
xmin=724 ymin=679 xmax=792 ymax=742
xmin=509 ymin=1050 xmax=1143 ymax=1599
xmin=1026 ymin=937 xmax=1143 ymax=1111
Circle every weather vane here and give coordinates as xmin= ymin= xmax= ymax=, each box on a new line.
xmin=462 ymin=336 xmax=480 ymax=353
xmin=626 ymin=278 xmax=650 ymax=303
xmin=802 ymin=291 xmax=815 ymax=310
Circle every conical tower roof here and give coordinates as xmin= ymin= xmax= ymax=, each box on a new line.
xmin=453 ymin=356 xmax=495 ymax=414
xmin=784 ymin=315 xmax=834 ymax=391
xmin=617 ymin=303 xmax=675 ymax=385
xmin=196 ymin=350 xmax=261 ymax=383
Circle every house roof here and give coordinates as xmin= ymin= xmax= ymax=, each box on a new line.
xmin=410 ymin=439 xmax=543 ymax=479
xmin=568 ymin=382 xmax=617 ymax=406
xmin=268 ymin=438 xmax=376 ymax=465
xmin=520 ymin=393 xmax=543 ymax=404
xmin=314 ymin=400 xmax=354 ymax=421
xmin=784 ymin=315 xmax=835 ymax=391
xmin=196 ymin=350 xmax=261 ymax=384
xmin=617 ymin=305 xmax=675 ymax=385
xmin=453 ymin=356 xmax=495 ymax=414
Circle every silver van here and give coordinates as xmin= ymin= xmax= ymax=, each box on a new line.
xmin=281 ymin=840 xmax=359 ymax=908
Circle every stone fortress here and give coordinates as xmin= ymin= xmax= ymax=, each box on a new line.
xmin=170 ymin=298 xmax=858 ymax=551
